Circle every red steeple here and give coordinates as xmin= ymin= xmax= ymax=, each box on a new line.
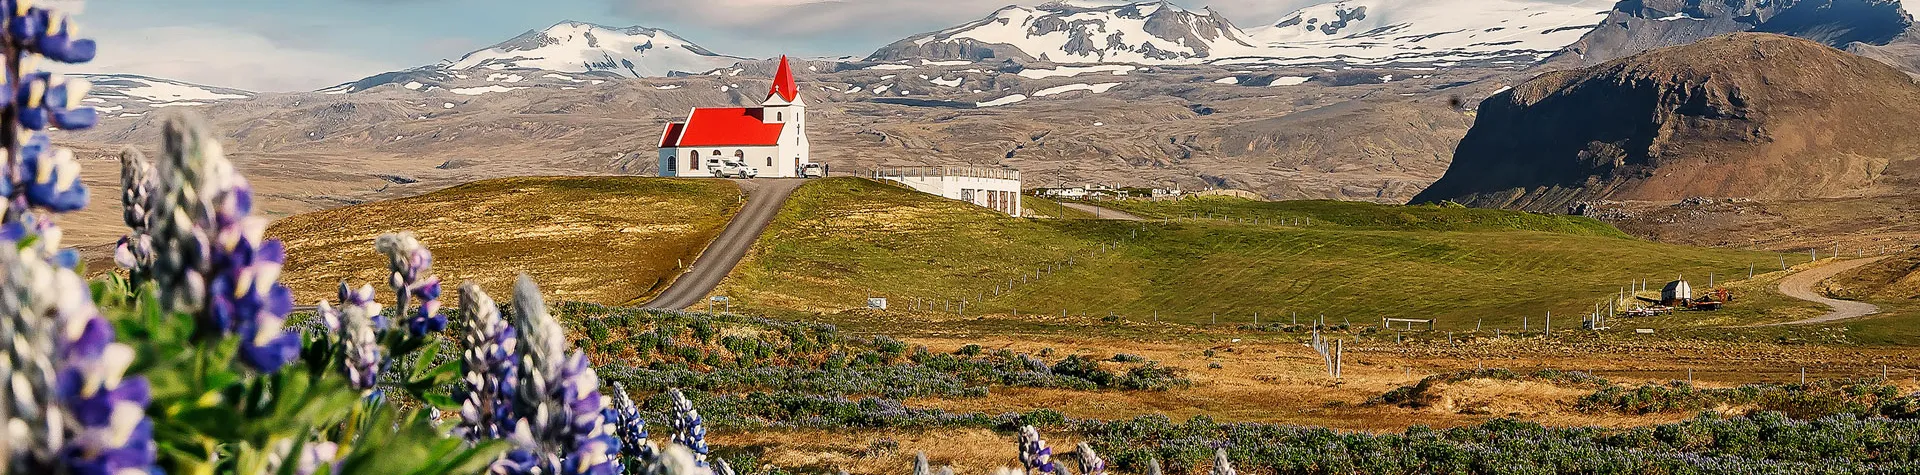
xmin=768 ymin=55 xmax=799 ymax=102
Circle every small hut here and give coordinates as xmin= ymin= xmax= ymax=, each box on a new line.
xmin=1660 ymin=278 xmax=1693 ymax=306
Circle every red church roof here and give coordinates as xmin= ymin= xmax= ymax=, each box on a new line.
xmin=768 ymin=55 xmax=799 ymax=103
xmin=659 ymin=123 xmax=685 ymax=148
xmin=663 ymin=108 xmax=786 ymax=147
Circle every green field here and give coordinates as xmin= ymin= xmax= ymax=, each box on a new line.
xmin=714 ymin=178 xmax=1791 ymax=332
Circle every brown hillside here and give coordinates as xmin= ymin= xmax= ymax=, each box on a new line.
xmin=1413 ymin=33 xmax=1920 ymax=212
xmin=1824 ymin=247 xmax=1920 ymax=300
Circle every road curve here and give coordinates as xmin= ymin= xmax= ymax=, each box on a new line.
xmin=1765 ymin=256 xmax=1889 ymax=326
xmin=642 ymin=179 xmax=804 ymax=310
xmin=1058 ymin=202 xmax=1145 ymax=221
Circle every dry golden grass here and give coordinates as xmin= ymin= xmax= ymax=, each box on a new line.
xmin=270 ymin=176 xmax=741 ymax=305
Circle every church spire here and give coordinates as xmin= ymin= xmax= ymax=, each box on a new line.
xmin=768 ymin=55 xmax=799 ymax=103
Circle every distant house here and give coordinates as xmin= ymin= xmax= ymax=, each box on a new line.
xmin=1661 ymin=279 xmax=1693 ymax=306
xmin=658 ymin=56 xmax=812 ymax=178
xmin=876 ymin=166 xmax=1023 ymax=217
xmin=1034 ymin=187 xmax=1090 ymax=199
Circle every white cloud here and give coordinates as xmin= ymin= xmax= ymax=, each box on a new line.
xmin=55 ymin=24 xmax=407 ymax=92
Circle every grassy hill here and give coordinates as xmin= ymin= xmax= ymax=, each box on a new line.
xmin=270 ymin=177 xmax=741 ymax=306
xmin=716 ymin=178 xmax=1788 ymax=331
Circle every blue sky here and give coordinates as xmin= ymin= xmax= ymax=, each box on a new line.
xmin=61 ymin=0 xmax=1321 ymax=92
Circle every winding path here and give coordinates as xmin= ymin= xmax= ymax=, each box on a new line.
xmin=1059 ymin=202 xmax=1145 ymax=221
xmin=642 ymin=179 xmax=803 ymax=310
xmin=1765 ymin=256 xmax=1889 ymax=326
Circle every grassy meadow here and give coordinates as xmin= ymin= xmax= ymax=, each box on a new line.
xmin=716 ymin=178 xmax=1795 ymax=332
xmin=272 ymin=176 xmax=742 ymax=305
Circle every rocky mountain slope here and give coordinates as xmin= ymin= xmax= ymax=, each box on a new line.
xmin=1241 ymin=0 xmax=1617 ymax=67
xmin=869 ymin=0 xmax=1617 ymax=69
xmin=869 ymin=1 xmax=1259 ymax=64
xmin=1550 ymin=0 xmax=1919 ymax=68
xmin=1412 ymin=33 xmax=1920 ymax=212
xmin=69 ymin=74 xmax=254 ymax=116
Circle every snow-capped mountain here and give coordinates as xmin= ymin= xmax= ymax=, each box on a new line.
xmin=326 ymin=21 xmax=753 ymax=93
xmin=450 ymin=21 xmax=750 ymax=77
xmin=70 ymin=74 xmax=254 ymax=117
xmin=869 ymin=0 xmax=1617 ymax=68
xmin=1241 ymin=0 xmax=1617 ymax=66
xmin=868 ymin=1 xmax=1261 ymax=64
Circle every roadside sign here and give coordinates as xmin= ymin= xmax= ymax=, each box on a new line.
xmin=867 ymin=298 xmax=887 ymax=310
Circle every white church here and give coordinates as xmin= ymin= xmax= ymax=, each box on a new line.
xmin=657 ymin=56 xmax=813 ymax=178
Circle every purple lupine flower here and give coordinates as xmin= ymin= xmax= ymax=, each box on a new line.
xmin=339 ymin=292 xmax=385 ymax=392
xmin=1208 ymin=449 xmax=1234 ymax=475
xmin=505 ymin=275 xmax=620 ymax=474
xmin=216 ymin=237 xmax=301 ymax=373
xmin=456 ymin=282 xmax=517 ymax=443
xmin=1145 ymin=458 xmax=1163 ymax=475
xmin=339 ymin=282 xmax=386 ymax=331
xmin=114 ymin=148 xmax=156 ymax=280
xmin=1016 ymin=426 xmax=1055 ymax=475
xmin=2 ymin=239 xmax=63 ymax=473
xmin=41 ymin=255 xmax=157 ymax=474
xmin=375 ymin=232 xmax=445 ymax=337
xmin=1075 ymin=443 xmax=1106 ymax=475
xmin=16 ymin=72 xmax=97 ymax=131
xmin=4 ymin=3 xmax=97 ymax=63
xmin=18 ymin=132 xmax=86 ymax=212
xmin=607 ymin=382 xmax=658 ymax=462
xmin=668 ymin=388 xmax=710 ymax=465
xmin=146 ymin=114 xmax=299 ymax=373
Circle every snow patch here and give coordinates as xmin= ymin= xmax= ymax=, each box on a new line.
xmin=931 ymin=77 xmax=963 ymax=87
xmin=1214 ymin=77 xmax=1241 ymax=85
xmin=1268 ymin=76 xmax=1310 ymax=86
xmin=1017 ymin=65 xmax=1135 ymax=79
xmin=976 ymin=94 xmax=1029 ymax=107
xmin=449 ymin=85 xmax=526 ymax=95
xmin=403 ymin=81 xmax=424 ymax=90
xmin=866 ymin=64 xmax=915 ymax=70
xmin=1034 ymin=82 xmax=1121 ymax=96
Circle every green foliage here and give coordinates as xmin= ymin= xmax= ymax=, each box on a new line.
xmin=101 ymin=280 xmax=496 ymax=474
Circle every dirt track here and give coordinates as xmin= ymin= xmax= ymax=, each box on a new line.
xmin=1768 ymin=257 xmax=1889 ymax=326
xmin=1059 ymin=202 xmax=1145 ymax=221
xmin=643 ymin=179 xmax=803 ymax=310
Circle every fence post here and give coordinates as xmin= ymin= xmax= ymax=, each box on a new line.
xmin=1334 ymin=339 xmax=1343 ymax=380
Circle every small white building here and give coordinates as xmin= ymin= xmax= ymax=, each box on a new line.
xmin=875 ymin=166 xmax=1023 ymax=217
xmin=658 ymin=56 xmax=812 ymax=178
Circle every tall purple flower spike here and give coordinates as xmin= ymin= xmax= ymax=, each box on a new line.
xmin=496 ymin=275 xmax=621 ymax=475
xmin=376 ymin=232 xmax=445 ymax=337
xmin=5 ymin=236 xmax=157 ymax=474
xmin=0 ymin=1 xmax=152 ymax=473
xmin=145 ymin=114 xmax=300 ymax=374
xmin=338 ymin=291 xmax=385 ymax=392
xmin=1017 ymin=426 xmax=1056 ymax=475
xmin=455 ymin=282 xmax=517 ymax=443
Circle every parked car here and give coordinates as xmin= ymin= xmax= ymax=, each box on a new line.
xmin=800 ymin=163 xmax=827 ymax=178
xmin=705 ymin=158 xmax=759 ymax=179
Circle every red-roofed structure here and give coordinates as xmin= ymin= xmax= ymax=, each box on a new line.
xmin=659 ymin=55 xmax=812 ymax=178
